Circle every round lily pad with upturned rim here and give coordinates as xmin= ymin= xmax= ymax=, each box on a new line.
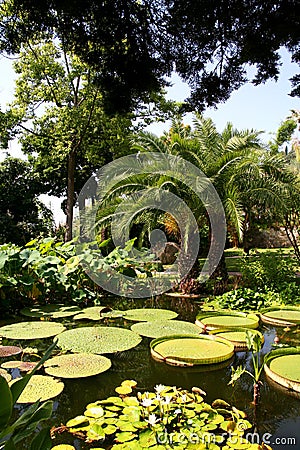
xmin=195 ymin=311 xmax=259 ymax=331
xmin=209 ymin=328 xmax=264 ymax=351
xmin=44 ymin=353 xmax=111 ymax=378
xmin=20 ymin=305 xmax=81 ymax=319
xmin=260 ymin=307 xmax=300 ymax=326
xmin=55 ymin=326 xmax=142 ymax=354
xmin=265 ymin=348 xmax=300 ymax=393
xmin=0 ymin=345 xmax=22 ymax=357
xmin=151 ymin=334 xmax=234 ymax=366
xmin=10 ymin=374 xmax=64 ymax=403
xmin=0 ymin=321 xmax=66 ymax=340
xmin=123 ymin=308 xmax=177 ymax=322
xmin=131 ymin=320 xmax=201 ymax=338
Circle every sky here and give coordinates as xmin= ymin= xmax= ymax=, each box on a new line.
xmin=0 ymin=47 xmax=299 ymax=224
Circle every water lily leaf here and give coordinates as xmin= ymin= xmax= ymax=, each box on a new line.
xmin=196 ymin=312 xmax=259 ymax=330
xmin=103 ymin=424 xmax=117 ymax=435
xmin=1 ymin=361 xmax=22 ymax=369
xmin=84 ymin=406 xmax=104 ymax=418
xmin=87 ymin=423 xmax=106 ymax=440
xmin=117 ymin=421 xmax=137 ymax=432
xmin=123 ymin=397 xmax=139 ymax=406
xmin=0 ymin=345 xmax=22 ymax=357
xmin=0 ymin=322 xmax=66 ymax=340
xmin=123 ymin=308 xmax=177 ymax=322
xmin=20 ymin=305 xmax=81 ymax=319
xmin=227 ymin=437 xmax=251 ymax=449
xmin=138 ymin=429 xmax=157 ymax=447
xmin=116 ymin=431 xmax=137 ymax=443
xmin=0 ymin=367 xmax=12 ymax=382
xmin=73 ymin=306 xmax=107 ymax=321
xmin=131 ymin=320 xmax=201 ymax=338
xmin=51 ymin=446 xmax=76 ymax=450
xmin=66 ymin=415 xmax=90 ymax=428
xmin=121 ymin=379 xmax=137 ymax=388
xmin=55 ymin=327 xmax=142 ymax=354
xmin=10 ymin=375 xmax=64 ymax=403
xmin=115 ymin=385 xmax=132 ymax=395
xmin=44 ymin=353 xmax=111 ymax=378
xmin=19 ymin=361 xmax=40 ymax=372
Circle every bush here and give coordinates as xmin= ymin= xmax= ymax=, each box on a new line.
xmin=207 ymin=288 xmax=278 ymax=312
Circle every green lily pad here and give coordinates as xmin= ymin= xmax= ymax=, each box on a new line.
xmin=51 ymin=445 xmax=76 ymax=450
xmin=269 ymin=354 xmax=300 ymax=382
xmin=73 ymin=306 xmax=108 ymax=321
xmin=261 ymin=307 xmax=300 ymax=326
xmin=44 ymin=353 xmax=111 ymax=378
xmin=0 ymin=321 xmax=66 ymax=340
xmin=131 ymin=320 xmax=201 ymax=338
xmin=0 ymin=345 xmax=22 ymax=357
xmin=196 ymin=311 xmax=259 ymax=330
xmin=66 ymin=415 xmax=90 ymax=428
xmin=151 ymin=334 xmax=234 ymax=366
xmin=1 ymin=360 xmax=23 ymax=369
xmin=20 ymin=305 xmax=81 ymax=319
xmin=123 ymin=308 xmax=178 ymax=322
xmin=10 ymin=374 xmax=64 ymax=403
xmin=55 ymin=326 xmax=142 ymax=354
xmin=209 ymin=328 xmax=264 ymax=351
xmin=0 ymin=368 xmax=12 ymax=382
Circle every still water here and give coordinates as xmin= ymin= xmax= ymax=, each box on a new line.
xmin=2 ymin=295 xmax=300 ymax=449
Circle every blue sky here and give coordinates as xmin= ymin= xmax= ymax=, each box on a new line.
xmin=0 ymin=47 xmax=299 ymax=223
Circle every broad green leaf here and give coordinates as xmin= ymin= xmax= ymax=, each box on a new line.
xmin=29 ymin=426 xmax=52 ymax=450
xmin=0 ymin=376 xmax=13 ymax=429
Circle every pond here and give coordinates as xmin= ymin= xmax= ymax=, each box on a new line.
xmin=1 ymin=295 xmax=300 ymax=449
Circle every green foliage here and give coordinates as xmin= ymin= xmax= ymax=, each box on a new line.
xmin=240 ymin=252 xmax=298 ymax=292
xmin=0 ymin=343 xmax=55 ymax=449
xmin=210 ymin=288 xmax=275 ymax=312
xmin=0 ymin=158 xmax=53 ymax=245
xmin=56 ymin=381 xmax=266 ymax=449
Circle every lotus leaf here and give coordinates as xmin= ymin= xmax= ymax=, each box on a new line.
xmin=131 ymin=320 xmax=201 ymax=338
xmin=10 ymin=374 xmax=64 ymax=403
xmin=44 ymin=353 xmax=111 ymax=378
xmin=0 ymin=367 xmax=12 ymax=382
xmin=0 ymin=321 xmax=66 ymax=339
xmin=21 ymin=305 xmax=81 ymax=318
xmin=151 ymin=335 xmax=234 ymax=365
xmin=0 ymin=345 xmax=22 ymax=357
xmin=123 ymin=308 xmax=178 ymax=322
xmin=55 ymin=327 xmax=142 ymax=354
xmin=73 ymin=306 xmax=107 ymax=321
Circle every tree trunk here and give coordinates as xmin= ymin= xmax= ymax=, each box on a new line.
xmin=65 ymin=150 xmax=76 ymax=241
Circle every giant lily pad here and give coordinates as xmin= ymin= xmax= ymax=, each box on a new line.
xmin=131 ymin=320 xmax=201 ymax=338
xmin=151 ymin=334 xmax=234 ymax=366
xmin=20 ymin=305 xmax=81 ymax=319
xmin=265 ymin=348 xmax=300 ymax=393
xmin=196 ymin=311 xmax=259 ymax=330
xmin=1 ymin=360 xmax=40 ymax=372
xmin=73 ymin=306 xmax=112 ymax=321
xmin=55 ymin=327 xmax=142 ymax=354
xmin=209 ymin=328 xmax=264 ymax=351
xmin=0 ymin=321 xmax=66 ymax=340
xmin=44 ymin=353 xmax=111 ymax=378
xmin=0 ymin=345 xmax=22 ymax=357
xmin=260 ymin=307 xmax=300 ymax=326
xmin=10 ymin=374 xmax=64 ymax=403
xmin=123 ymin=308 xmax=177 ymax=322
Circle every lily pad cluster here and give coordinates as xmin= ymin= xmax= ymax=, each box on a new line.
xmin=0 ymin=321 xmax=66 ymax=340
xmin=44 ymin=353 xmax=111 ymax=378
xmin=55 ymin=326 xmax=142 ymax=354
xmin=57 ymin=381 xmax=270 ymax=449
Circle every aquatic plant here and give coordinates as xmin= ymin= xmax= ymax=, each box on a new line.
xmin=131 ymin=320 xmax=201 ymax=339
xmin=260 ymin=306 xmax=300 ymax=326
xmin=0 ymin=367 xmax=11 ymax=382
xmin=264 ymin=347 xmax=300 ymax=393
xmin=196 ymin=311 xmax=259 ymax=331
xmin=44 ymin=353 xmax=111 ymax=378
xmin=11 ymin=375 xmax=64 ymax=403
xmin=0 ymin=345 xmax=22 ymax=357
xmin=209 ymin=328 xmax=264 ymax=352
xmin=56 ymin=326 xmax=142 ymax=354
xmin=151 ymin=335 xmax=234 ymax=366
xmin=123 ymin=308 xmax=178 ymax=322
xmin=0 ymin=321 xmax=66 ymax=340
xmin=55 ymin=381 xmax=271 ymax=449
xmin=21 ymin=305 xmax=81 ymax=319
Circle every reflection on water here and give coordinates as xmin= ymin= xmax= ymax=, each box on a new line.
xmin=2 ymin=295 xmax=300 ymax=449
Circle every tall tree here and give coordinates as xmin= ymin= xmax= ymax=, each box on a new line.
xmin=0 ymin=0 xmax=299 ymax=113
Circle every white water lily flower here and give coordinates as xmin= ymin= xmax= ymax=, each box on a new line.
xmin=154 ymin=384 xmax=166 ymax=393
xmin=163 ymin=396 xmax=172 ymax=405
xmin=174 ymin=408 xmax=182 ymax=415
xmin=181 ymin=394 xmax=187 ymax=402
xmin=156 ymin=394 xmax=162 ymax=401
xmin=147 ymin=414 xmax=160 ymax=426
xmin=141 ymin=398 xmax=153 ymax=407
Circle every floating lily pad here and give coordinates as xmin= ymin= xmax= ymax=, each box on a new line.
xmin=0 ymin=368 xmax=12 ymax=382
xmin=21 ymin=305 xmax=81 ymax=319
xmin=0 ymin=345 xmax=22 ymax=357
xmin=123 ymin=308 xmax=177 ymax=322
xmin=55 ymin=327 xmax=142 ymax=354
xmin=260 ymin=307 xmax=300 ymax=326
xmin=151 ymin=334 xmax=234 ymax=366
xmin=10 ymin=374 xmax=64 ymax=403
xmin=2 ymin=360 xmax=40 ymax=372
xmin=44 ymin=353 xmax=111 ymax=378
xmin=196 ymin=311 xmax=259 ymax=330
xmin=51 ymin=445 xmax=76 ymax=450
xmin=73 ymin=306 xmax=108 ymax=321
xmin=131 ymin=320 xmax=201 ymax=338
xmin=209 ymin=328 xmax=264 ymax=351
xmin=1 ymin=360 xmax=22 ymax=369
xmin=0 ymin=321 xmax=66 ymax=340
xmin=264 ymin=348 xmax=300 ymax=393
